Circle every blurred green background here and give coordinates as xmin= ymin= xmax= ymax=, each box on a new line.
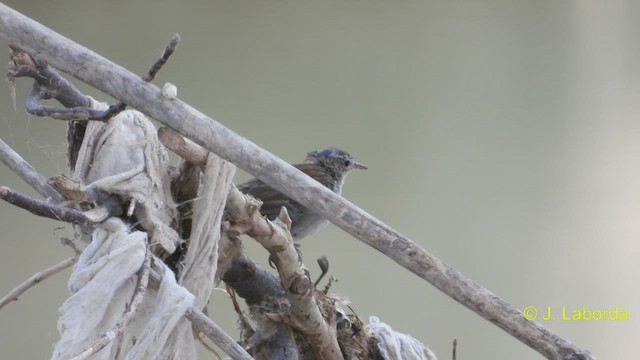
xmin=0 ymin=1 xmax=638 ymax=359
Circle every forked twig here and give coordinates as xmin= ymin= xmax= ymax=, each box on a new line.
xmin=7 ymin=34 xmax=180 ymax=122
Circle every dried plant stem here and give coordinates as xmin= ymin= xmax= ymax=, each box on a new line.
xmin=158 ymin=127 xmax=208 ymax=170
xmin=0 ymin=186 xmax=119 ymax=225
xmin=144 ymin=34 xmax=180 ymax=82
xmin=184 ymin=307 xmax=253 ymax=360
xmin=88 ymin=33 xmax=181 ymax=121
xmin=0 ymin=255 xmax=77 ymax=310
xmin=0 ymin=138 xmax=62 ymax=202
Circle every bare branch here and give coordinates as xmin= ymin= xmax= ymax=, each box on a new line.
xmin=184 ymin=307 xmax=254 ymax=360
xmin=25 ymin=89 xmax=122 ymax=121
xmin=453 ymin=339 xmax=458 ymax=360
xmin=0 ymin=255 xmax=77 ymax=310
xmin=7 ymin=33 xmax=179 ymax=124
xmin=158 ymin=127 xmax=208 ymax=170
xmin=144 ymin=34 xmax=180 ymax=82
xmin=8 ymin=45 xmax=91 ymax=109
xmin=8 ymin=46 xmax=119 ymax=121
xmin=0 ymin=186 xmax=120 ymax=225
xmin=0 ymin=138 xmax=63 ymax=202
xmin=85 ymin=34 xmax=181 ymax=121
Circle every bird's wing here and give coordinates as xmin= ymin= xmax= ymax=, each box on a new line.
xmin=293 ymin=163 xmax=334 ymax=189
xmin=236 ymin=162 xmax=332 ymax=221
xmin=237 ymin=179 xmax=293 ymax=220
xmin=259 ymin=200 xmax=304 ymax=221
xmin=237 ymin=179 xmax=284 ymax=202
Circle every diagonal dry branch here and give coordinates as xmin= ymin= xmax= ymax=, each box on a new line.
xmin=0 ymin=138 xmax=63 ymax=202
xmin=0 ymin=186 xmax=119 ymax=225
xmin=0 ymin=4 xmax=595 ymax=360
xmin=0 ymin=255 xmax=77 ymax=310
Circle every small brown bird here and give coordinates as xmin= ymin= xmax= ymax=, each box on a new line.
xmin=237 ymin=147 xmax=366 ymax=240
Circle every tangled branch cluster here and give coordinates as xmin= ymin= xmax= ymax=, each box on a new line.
xmin=0 ymin=42 xmax=432 ymax=360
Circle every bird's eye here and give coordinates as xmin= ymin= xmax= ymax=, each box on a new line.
xmin=344 ymin=160 xmax=351 ymax=167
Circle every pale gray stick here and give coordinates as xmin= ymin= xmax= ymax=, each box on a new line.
xmin=0 ymin=138 xmax=63 ymax=202
xmin=184 ymin=307 xmax=254 ymax=360
xmin=0 ymin=255 xmax=77 ymax=310
xmin=0 ymin=5 xmax=595 ymax=359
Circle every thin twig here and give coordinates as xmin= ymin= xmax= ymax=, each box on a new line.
xmin=0 ymin=186 xmax=119 ymax=225
xmin=8 ymin=47 xmax=112 ymax=121
xmin=0 ymin=186 xmax=94 ymax=225
xmin=453 ymin=338 xmax=457 ymax=360
xmin=25 ymin=83 xmax=122 ymax=121
xmin=8 ymin=34 xmax=179 ymax=123
xmin=0 ymin=138 xmax=63 ymax=202
xmin=224 ymin=285 xmax=251 ymax=335
xmin=8 ymin=45 xmax=90 ymax=109
xmin=194 ymin=331 xmax=222 ymax=360
xmin=0 ymin=255 xmax=77 ymax=310
xmin=184 ymin=307 xmax=254 ymax=360
xmin=144 ymin=34 xmax=180 ymax=82
xmin=60 ymin=237 xmax=83 ymax=255
xmin=86 ymin=34 xmax=181 ymax=121
xmin=70 ymin=246 xmax=152 ymax=360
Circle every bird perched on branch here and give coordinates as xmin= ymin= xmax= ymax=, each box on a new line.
xmin=237 ymin=147 xmax=367 ymax=240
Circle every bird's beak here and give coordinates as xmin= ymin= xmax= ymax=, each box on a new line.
xmin=349 ymin=161 xmax=368 ymax=170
